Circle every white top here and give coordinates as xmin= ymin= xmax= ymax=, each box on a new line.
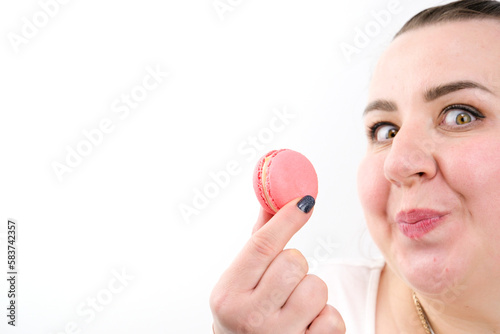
xmin=315 ymin=258 xmax=385 ymax=334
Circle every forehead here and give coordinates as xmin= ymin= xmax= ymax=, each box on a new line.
xmin=369 ymin=19 xmax=500 ymax=100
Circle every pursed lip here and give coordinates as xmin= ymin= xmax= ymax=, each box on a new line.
xmin=395 ymin=208 xmax=448 ymax=224
xmin=395 ymin=208 xmax=449 ymax=239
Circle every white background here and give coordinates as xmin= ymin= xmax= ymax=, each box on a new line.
xmin=0 ymin=1 xmax=448 ymax=333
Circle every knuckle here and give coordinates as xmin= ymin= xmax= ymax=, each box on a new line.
xmin=281 ymin=249 xmax=308 ymax=283
xmin=307 ymin=273 xmax=327 ymax=288
xmin=284 ymin=248 xmax=309 ymax=272
xmin=210 ymin=285 xmax=246 ymax=320
xmin=237 ymin=311 xmax=265 ymax=334
xmin=324 ymin=305 xmax=346 ymax=333
xmin=211 ymin=290 xmax=262 ymax=334
xmin=250 ymin=230 xmax=280 ymax=259
xmin=306 ymin=274 xmax=328 ymax=301
xmin=209 ymin=288 xmax=232 ymax=316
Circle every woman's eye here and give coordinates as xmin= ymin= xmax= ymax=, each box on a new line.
xmin=443 ymin=109 xmax=475 ymax=125
xmin=441 ymin=105 xmax=484 ymax=127
xmin=370 ymin=123 xmax=399 ymax=142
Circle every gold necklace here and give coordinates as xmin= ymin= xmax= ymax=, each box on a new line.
xmin=412 ymin=291 xmax=434 ymax=334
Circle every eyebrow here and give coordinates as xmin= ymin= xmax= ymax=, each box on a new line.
xmin=363 ymin=80 xmax=493 ymax=116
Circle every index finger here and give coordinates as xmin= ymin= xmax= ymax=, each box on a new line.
xmin=225 ymin=195 xmax=316 ymax=291
xmin=251 ymin=207 xmax=274 ymax=235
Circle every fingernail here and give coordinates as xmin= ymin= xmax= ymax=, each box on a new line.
xmin=297 ymin=195 xmax=315 ymax=213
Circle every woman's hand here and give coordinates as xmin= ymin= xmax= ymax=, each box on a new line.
xmin=210 ymin=197 xmax=346 ymax=333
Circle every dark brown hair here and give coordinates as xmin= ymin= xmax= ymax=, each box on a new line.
xmin=394 ymin=0 xmax=500 ymax=38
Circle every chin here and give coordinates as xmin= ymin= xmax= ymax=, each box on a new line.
xmin=389 ymin=241 xmax=469 ymax=297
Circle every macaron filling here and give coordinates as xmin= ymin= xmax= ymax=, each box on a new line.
xmin=261 ymin=155 xmax=279 ymax=213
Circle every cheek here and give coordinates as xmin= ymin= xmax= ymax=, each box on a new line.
xmin=443 ymin=136 xmax=500 ymax=229
xmin=357 ymin=153 xmax=390 ymax=220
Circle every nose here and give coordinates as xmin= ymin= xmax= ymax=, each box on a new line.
xmin=383 ymin=124 xmax=438 ymax=187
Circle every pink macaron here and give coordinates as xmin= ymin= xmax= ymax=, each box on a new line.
xmin=253 ymin=149 xmax=318 ymax=214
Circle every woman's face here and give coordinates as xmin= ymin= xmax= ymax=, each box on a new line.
xmin=358 ymin=19 xmax=500 ymax=294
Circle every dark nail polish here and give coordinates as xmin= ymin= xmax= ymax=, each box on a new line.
xmin=297 ymin=195 xmax=315 ymax=213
